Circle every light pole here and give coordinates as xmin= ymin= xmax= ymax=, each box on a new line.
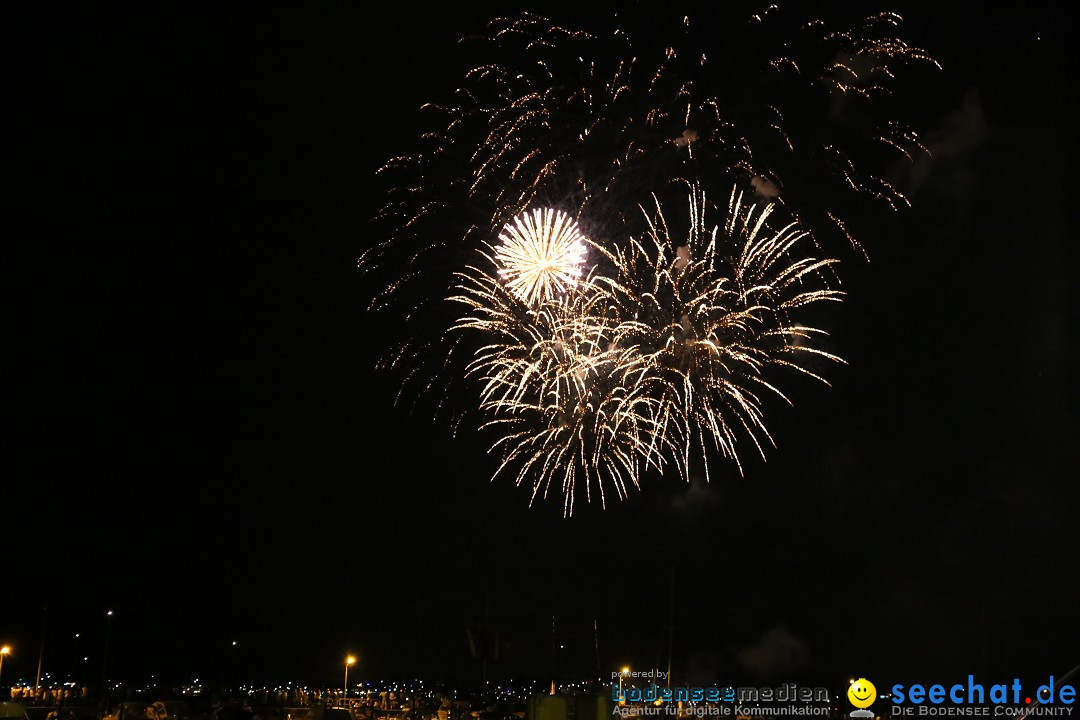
xmin=225 ymin=641 xmax=237 ymax=690
xmin=343 ymin=656 xmax=356 ymax=707
xmin=101 ymin=610 xmax=113 ymax=710
xmin=1 ymin=646 xmax=11 ymax=686
xmin=73 ymin=633 xmax=81 ymax=685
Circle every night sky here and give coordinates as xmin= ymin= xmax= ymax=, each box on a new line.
xmin=7 ymin=0 xmax=1076 ymax=692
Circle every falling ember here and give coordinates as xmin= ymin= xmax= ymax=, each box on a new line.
xmin=494 ymin=208 xmax=588 ymax=305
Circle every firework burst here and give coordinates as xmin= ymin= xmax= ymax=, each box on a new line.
xmin=494 ymin=208 xmax=588 ymax=305
xmin=450 ymin=250 xmax=679 ymax=515
xmin=451 ymin=185 xmax=843 ymax=514
xmin=597 ymin=185 xmax=845 ymax=485
xmin=432 ymin=7 xmax=939 ymax=254
xmin=364 ymin=6 xmax=934 ymax=512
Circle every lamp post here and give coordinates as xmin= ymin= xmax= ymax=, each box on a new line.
xmin=101 ymin=610 xmax=113 ymax=710
xmin=343 ymin=656 xmax=356 ymax=707
xmin=1 ymin=646 xmax=11 ymax=686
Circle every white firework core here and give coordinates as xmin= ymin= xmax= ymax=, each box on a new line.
xmin=495 ymin=208 xmax=587 ymax=304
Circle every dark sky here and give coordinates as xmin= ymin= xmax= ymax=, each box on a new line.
xmin=7 ymin=0 xmax=1077 ymax=693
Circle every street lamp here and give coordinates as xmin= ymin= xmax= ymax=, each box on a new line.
xmin=343 ymin=656 xmax=356 ymax=707
xmin=102 ymin=610 xmax=114 ymax=711
xmin=0 ymin=646 xmax=11 ymax=686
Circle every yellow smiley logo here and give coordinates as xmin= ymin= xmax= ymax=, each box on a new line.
xmin=848 ymin=678 xmax=877 ymax=709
